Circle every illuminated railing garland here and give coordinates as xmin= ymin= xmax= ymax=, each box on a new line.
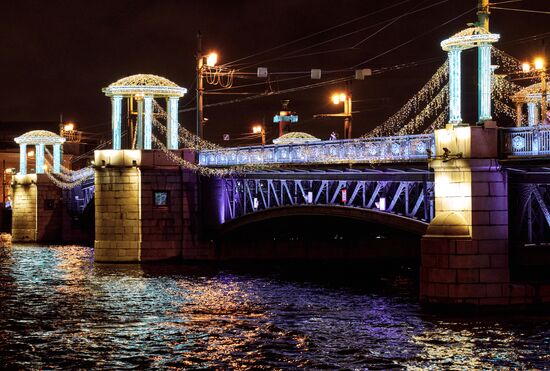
xmin=199 ymin=134 xmax=435 ymax=167
xmin=362 ymin=60 xmax=448 ymax=137
xmin=502 ymin=125 xmax=550 ymax=157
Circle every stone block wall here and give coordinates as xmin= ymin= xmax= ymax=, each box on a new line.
xmin=12 ymin=174 xmax=37 ymax=241
xmin=421 ymin=125 xmax=511 ymax=306
xmin=94 ymin=166 xmax=141 ymax=262
xmin=35 ymin=174 xmax=63 ymax=242
xmin=12 ymin=174 xmax=63 ymax=242
xmin=93 ymin=149 xmax=208 ymax=262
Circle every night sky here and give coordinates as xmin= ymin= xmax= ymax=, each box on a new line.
xmin=0 ymin=0 xmax=548 ymax=144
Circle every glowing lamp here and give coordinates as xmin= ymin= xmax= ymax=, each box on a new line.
xmin=252 ymin=125 xmax=262 ymax=134
xmin=534 ymin=57 xmax=545 ymax=71
xmin=522 ymin=63 xmax=531 ymax=73
xmin=64 ymin=123 xmax=75 ymax=131
xmin=206 ymin=52 xmax=218 ymax=67
xmin=27 ymin=150 xmax=35 ymax=158
xmin=331 ymin=93 xmax=347 ymax=104
xmin=5 ymin=168 xmax=12 ymax=174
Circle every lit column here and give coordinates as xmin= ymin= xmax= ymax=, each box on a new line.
xmin=448 ymin=47 xmax=462 ymax=124
xmin=478 ymin=43 xmax=492 ymax=121
xmin=515 ymin=103 xmax=523 ymax=127
xmin=53 ymin=143 xmax=61 ymax=174
xmin=136 ymin=98 xmax=144 ymax=149
xmin=19 ymin=144 xmax=27 ymax=175
xmin=143 ymin=96 xmax=153 ymax=150
xmin=166 ymin=97 xmax=179 ymax=149
xmin=111 ymin=95 xmax=123 ymax=150
xmin=528 ymin=102 xmax=538 ymax=126
xmin=35 ymin=143 xmax=45 ymax=174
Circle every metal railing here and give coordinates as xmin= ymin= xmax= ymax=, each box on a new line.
xmin=501 ymin=125 xmax=550 ymax=157
xmin=199 ymin=134 xmax=435 ymax=167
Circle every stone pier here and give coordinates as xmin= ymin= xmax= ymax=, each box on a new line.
xmin=93 ymin=149 xmax=209 ymax=262
xmin=12 ymin=174 xmax=63 ymax=242
xmin=420 ymin=123 xmax=539 ymax=306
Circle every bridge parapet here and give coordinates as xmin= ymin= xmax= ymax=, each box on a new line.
xmin=199 ymin=134 xmax=434 ymax=167
xmin=501 ymin=125 xmax=550 ymax=157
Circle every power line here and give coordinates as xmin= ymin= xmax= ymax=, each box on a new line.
xmin=180 ymin=77 xmax=351 ymax=113
xmin=353 ymin=6 xmax=476 ymax=68
xmin=220 ymin=0 xmax=412 ymax=68
xmin=236 ymin=0 xmax=448 ymax=72
xmin=492 ymin=6 xmax=550 ymax=15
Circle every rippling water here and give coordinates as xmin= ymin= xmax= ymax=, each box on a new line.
xmin=1 ymin=245 xmax=549 ymax=369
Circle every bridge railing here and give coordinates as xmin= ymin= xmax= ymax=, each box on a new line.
xmin=501 ymin=125 xmax=550 ymax=157
xmin=199 ymin=134 xmax=435 ymax=167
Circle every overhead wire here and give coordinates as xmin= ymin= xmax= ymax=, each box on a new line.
xmin=220 ymin=0 xmax=413 ymax=68
xmin=353 ymin=6 xmax=477 ymax=68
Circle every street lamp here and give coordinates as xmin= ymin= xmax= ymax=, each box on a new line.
xmin=252 ymin=124 xmax=265 ymax=145
xmin=522 ymin=57 xmax=547 ymax=124
xmin=196 ymin=48 xmax=218 ymax=140
xmin=332 ymin=91 xmax=353 ymax=139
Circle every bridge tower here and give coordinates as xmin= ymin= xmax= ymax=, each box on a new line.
xmin=94 ymin=75 xmax=206 ymax=262
xmin=11 ymin=131 xmax=66 ymax=241
xmin=420 ymin=5 xmax=518 ymax=306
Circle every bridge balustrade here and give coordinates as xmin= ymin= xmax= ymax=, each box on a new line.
xmin=501 ymin=125 xmax=550 ymax=157
xmin=199 ymin=134 xmax=435 ymax=167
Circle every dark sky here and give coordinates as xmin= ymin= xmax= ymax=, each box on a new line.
xmin=0 ymin=0 xmax=548 ymax=144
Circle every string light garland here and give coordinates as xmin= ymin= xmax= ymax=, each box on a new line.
xmin=422 ymin=107 xmax=449 ymax=133
xmin=362 ymin=60 xmax=448 ymax=137
xmin=396 ymin=84 xmax=448 ymax=135
xmin=152 ymin=100 xmax=220 ymax=150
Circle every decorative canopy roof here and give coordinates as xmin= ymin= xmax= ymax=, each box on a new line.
xmin=14 ymin=130 xmax=66 ymax=145
xmin=102 ymin=74 xmax=187 ymax=97
xmin=273 ymin=132 xmax=321 ymax=145
xmin=512 ymin=82 xmax=550 ymax=104
xmin=441 ymin=26 xmax=500 ymax=51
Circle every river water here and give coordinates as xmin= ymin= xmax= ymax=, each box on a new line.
xmin=0 ymin=245 xmax=549 ymax=369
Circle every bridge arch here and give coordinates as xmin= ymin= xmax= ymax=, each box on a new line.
xmin=221 ymin=204 xmax=428 ymax=236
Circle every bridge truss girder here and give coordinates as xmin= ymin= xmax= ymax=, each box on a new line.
xmin=222 ymin=170 xmax=434 ymax=223
xmin=510 ymin=182 xmax=550 ymax=243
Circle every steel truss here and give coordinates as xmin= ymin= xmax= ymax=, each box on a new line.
xmin=510 ymin=183 xmax=550 ymax=243
xmin=222 ymin=169 xmax=434 ymax=223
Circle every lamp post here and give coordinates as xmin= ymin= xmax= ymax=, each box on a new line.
xmin=331 ymin=92 xmax=352 ymax=139
xmin=313 ymin=91 xmax=353 ymax=139
xmin=522 ymin=57 xmax=547 ymax=124
xmin=252 ymin=125 xmax=265 ymax=145
xmin=196 ymin=33 xmax=218 ymax=140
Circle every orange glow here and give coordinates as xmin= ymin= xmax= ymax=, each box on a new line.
xmin=534 ymin=57 xmax=545 ymax=71
xmin=332 ymin=92 xmax=347 ymax=104
xmin=522 ymin=62 xmax=531 ymax=73
xmin=64 ymin=123 xmax=75 ymax=131
xmin=5 ymin=168 xmax=12 ymax=174
xmin=252 ymin=125 xmax=262 ymax=134
xmin=27 ymin=150 xmax=35 ymax=158
xmin=279 ymin=111 xmax=287 ymax=116
xmin=206 ymin=52 xmax=218 ymax=67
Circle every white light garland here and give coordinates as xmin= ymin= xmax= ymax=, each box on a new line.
xmin=396 ymin=84 xmax=448 ymax=136
xmin=362 ymin=60 xmax=449 ymax=138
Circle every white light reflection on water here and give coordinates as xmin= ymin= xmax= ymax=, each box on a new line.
xmin=0 ymin=244 xmax=549 ymax=369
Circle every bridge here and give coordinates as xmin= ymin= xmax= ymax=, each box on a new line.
xmin=8 ymin=5 xmax=550 ymax=307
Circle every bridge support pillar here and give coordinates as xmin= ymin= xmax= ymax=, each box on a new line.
xmin=11 ymin=174 xmax=63 ymax=242
xmin=421 ymin=123 xmax=512 ymax=306
xmin=93 ymin=149 xmax=205 ymax=262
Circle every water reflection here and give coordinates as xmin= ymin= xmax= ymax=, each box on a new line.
xmin=0 ymin=245 xmax=549 ymax=369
